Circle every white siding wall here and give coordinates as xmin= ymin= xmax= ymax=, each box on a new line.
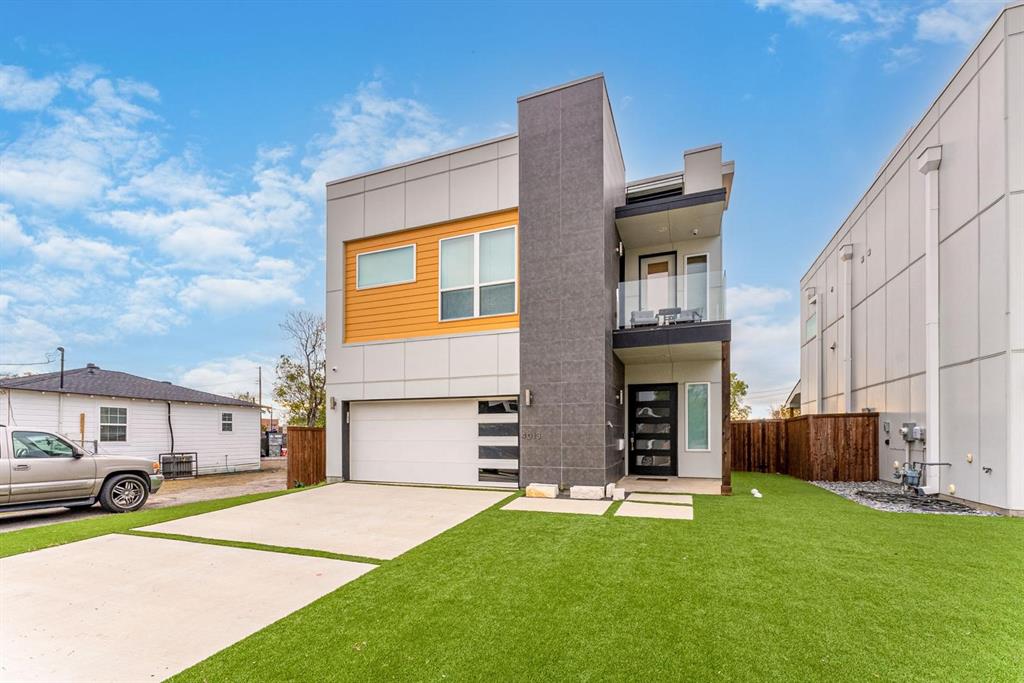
xmin=624 ymin=360 xmax=723 ymax=479
xmin=325 ymin=136 xmax=521 ymax=480
xmin=799 ymin=5 xmax=1024 ymax=513
xmin=0 ymin=390 xmax=260 ymax=475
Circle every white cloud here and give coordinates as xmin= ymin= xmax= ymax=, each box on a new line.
xmin=115 ymin=275 xmax=180 ymax=334
xmin=0 ymin=64 xmax=61 ymax=111
xmin=916 ymin=0 xmax=1002 ymax=45
xmin=728 ymin=285 xmax=801 ymax=418
xmin=0 ymin=315 xmax=61 ymax=368
xmin=0 ymin=294 xmax=11 ymax=312
xmin=31 ymin=232 xmax=132 ymax=272
xmin=754 ymin=0 xmax=860 ymax=23
xmin=159 ymin=226 xmax=254 ymax=267
xmin=0 ymin=71 xmax=161 ymax=207
xmin=884 ymin=45 xmax=922 ymax=72
xmin=302 ymin=81 xmax=460 ymax=196
xmin=178 ymin=258 xmax=305 ymax=312
xmin=177 ymin=355 xmax=276 ymax=408
xmin=0 ymin=203 xmax=33 ymax=249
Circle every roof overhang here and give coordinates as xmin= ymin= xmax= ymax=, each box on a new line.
xmin=615 ymin=188 xmax=726 ymax=248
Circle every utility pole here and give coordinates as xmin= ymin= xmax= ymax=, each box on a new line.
xmin=57 ymin=346 xmax=65 ymax=389
xmin=258 ymin=365 xmax=263 ymax=407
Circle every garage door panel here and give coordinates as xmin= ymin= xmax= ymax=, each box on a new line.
xmin=354 ymin=419 xmax=479 ymax=441
xmin=349 ymin=397 xmax=518 ymax=488
xmin=350 ymin=441 xmax=478 ymax=463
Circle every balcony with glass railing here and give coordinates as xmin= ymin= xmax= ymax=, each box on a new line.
xmin=616 ymin=271 xmax=727 ymax=330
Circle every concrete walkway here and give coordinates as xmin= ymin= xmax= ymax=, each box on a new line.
xmin=0 ymin=534 xmax=373 ymax=682
xmin=138 ymin=482 xmax=510 ymax=560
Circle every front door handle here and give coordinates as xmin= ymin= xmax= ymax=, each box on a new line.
xmin=13 ymin=464 xmax=30 ymax=471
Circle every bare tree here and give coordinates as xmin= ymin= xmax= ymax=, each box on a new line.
xmin=273 ymin=311 xmax=327 ymax=427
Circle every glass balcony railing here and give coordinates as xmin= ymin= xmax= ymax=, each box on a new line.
xmin=616 ymin=271 xmax=726 ymax=330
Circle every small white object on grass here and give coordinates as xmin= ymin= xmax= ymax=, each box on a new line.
xmin=751 ymin=488 xmax=763 ymax=498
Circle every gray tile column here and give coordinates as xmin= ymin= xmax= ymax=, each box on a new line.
xmin=517 ymin=75 xmax=625 ymax=489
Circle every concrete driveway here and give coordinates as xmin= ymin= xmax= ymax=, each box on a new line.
xmin=139 ymin=482 xmax=511 ymax=559
xmin=1 ymin=482 xmax=510 ymax=681
xmin=0 ymin=534 xmax=373 ymax=683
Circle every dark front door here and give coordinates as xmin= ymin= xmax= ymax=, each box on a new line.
xmin=628 ymin=384 xmax=678 ymax=476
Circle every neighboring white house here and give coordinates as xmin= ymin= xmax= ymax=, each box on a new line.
xmin=0 ymin=364 xmax=260 ymax=475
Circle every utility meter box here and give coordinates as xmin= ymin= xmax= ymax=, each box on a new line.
xmin=900 ymin=422 xmax=926 ymax=443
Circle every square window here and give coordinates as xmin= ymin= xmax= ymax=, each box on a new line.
xmin=480 ymin=283 xmax=515 ymax=316
xmin=441 ymin=288 xmax=474 ymax=320
xmin=100 ymin=407 xmax=128 ymax=442
xmin=222 ymin=413 xmax=233 ymax=432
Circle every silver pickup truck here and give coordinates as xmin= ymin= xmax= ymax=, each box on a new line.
xmin=0 ymin=425 xmax=164 ymax=514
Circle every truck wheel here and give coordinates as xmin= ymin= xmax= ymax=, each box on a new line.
xmin=99 ymin=474 xmax=149 ymax=513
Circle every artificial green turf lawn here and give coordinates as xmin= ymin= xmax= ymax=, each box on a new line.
xmin=0 ymin=488 xmax=296 ymax=558
xmin=172 ymin=473 xmax=1024 ymax=682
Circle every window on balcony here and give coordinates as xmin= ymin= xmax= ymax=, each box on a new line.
xmin=440 ymin=226 xmax=516 ymax=320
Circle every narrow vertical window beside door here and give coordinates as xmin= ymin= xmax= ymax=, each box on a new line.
xmin=685 ymin=254 xmax=708 ymax=319
xmin=685 ymin=383 xmax=710 ymax=451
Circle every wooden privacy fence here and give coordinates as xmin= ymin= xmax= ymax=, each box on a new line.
xmin=731 ymin=413 xmax=879 ymax=481
xmin=286 ymin=426 xmax=326 ymax=489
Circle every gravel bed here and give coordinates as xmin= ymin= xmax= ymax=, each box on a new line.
xmin=810 ymin=480 xmax=997 ymax=516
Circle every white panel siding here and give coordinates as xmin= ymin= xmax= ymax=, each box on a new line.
xmin=0 ymin=390 xmax=259 ymax=475
xmin=799 ymin=5 xmax=1021 ymax=512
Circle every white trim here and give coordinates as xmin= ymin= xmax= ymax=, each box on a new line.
xmin=98 ymin=404 xmax=129 ymax=443
xmin=438 ymin=225 xmax=518 ymax=322
xmin=684 ymin=382 xmax=711 ymax=452
xmin=355 ymin=243 xmax=417 ymax=290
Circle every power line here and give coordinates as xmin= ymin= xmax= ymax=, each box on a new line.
xmin=0 ymin=357 xmax=57 ymax=367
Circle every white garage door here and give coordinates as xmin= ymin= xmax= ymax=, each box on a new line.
xmin=349 ymin=397 xmax=519 ymax=488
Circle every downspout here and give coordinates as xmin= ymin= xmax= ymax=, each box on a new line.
xmin=840 ymin=244 xmax=854 ymax=412
xmin=917 ymin=145 xmax=942 ymax=494
xmin=166 ymin=401 xmax=175 ymax=453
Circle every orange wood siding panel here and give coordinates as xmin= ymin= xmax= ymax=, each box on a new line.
xmin=344 ymin=209 xmax=519 ymax=343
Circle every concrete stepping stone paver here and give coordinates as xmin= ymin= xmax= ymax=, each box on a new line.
xmin=615 ymin=501 xmax=694 ymax=520
xmin=626 ymin=493 xmax=693 ymax=505
xmin=502 ymin=496 xmax=611 ymax=515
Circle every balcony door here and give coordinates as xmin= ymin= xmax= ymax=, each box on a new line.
xmin=684 ymin=254 xmax=708 ymax=318
xmin=639 ymin=253 xmax=676 ymax=313
xmin=628 ymin=384 xmax=678 ymax=476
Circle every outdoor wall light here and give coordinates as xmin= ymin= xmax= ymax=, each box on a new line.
xmin=966 ymin=452 xmax=973 ymax=464
xmin=524 ymin=388 xmax=533 ymax=407
xmin=948 ymin=483 xmax=957 ymax=495
xmin=330 ymin=397 xmax=337 ymax=410
xmin=617 ymin=389 xmax=624 ymax=405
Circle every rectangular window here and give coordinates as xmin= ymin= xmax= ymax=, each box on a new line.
xmin=356 ymin=244 xmax=415 ymax=289
xmin=11 ymin=431 xmax=75 ymax=459
xmin=685 ymin=383 xmax=710 ymax=451
xmin=221 ymin=413 xmax=233 ymax=432
xmin=685 ymin=254 xmax=708 ymax=317
xmin=478 ymin=468 xmax=518 ymax=484
xmin=805 ymin=299 xmax=818 ymax=341
xmin=100 ymin=407 xmax=127 ymax=442
xmin=478 ymin=422 xmax=518 ymax=437
xmin=478 ymin=445 xmax=519 ymax=460
xmin=439 ymin=226 xmax=516 ymax=320
xmin=478 ymin=399 xmax=518 ymax=414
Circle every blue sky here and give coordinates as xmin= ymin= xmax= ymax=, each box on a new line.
xmin=0 ymin=0 xmax=1005 ymax=415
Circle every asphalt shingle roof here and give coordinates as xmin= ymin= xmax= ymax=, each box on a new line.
xmin=0 ymin=366 xmax=258 ymax=408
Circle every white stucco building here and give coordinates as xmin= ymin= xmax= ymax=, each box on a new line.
xmin=799 ymin=2 xmax=1023 ymax=515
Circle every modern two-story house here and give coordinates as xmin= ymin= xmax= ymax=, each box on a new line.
xmin=325 ymin=74 xmax=734 ymax=495
xmin=799 ymin=2 xmax=1023 ymax=515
